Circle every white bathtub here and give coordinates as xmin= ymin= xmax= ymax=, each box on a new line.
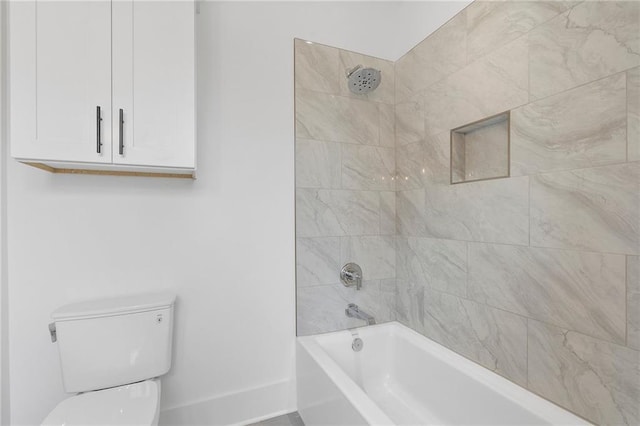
xmin=297 ymin=322 xmax=590 ymax=425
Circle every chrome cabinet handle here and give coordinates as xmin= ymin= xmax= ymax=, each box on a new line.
xmin=96 ymin=106 xmax=103 ymax=154
xmin=118 ymin=108 xmax=124 ymax=155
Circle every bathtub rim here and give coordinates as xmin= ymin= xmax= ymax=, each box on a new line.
xmin=297 ymin=321 xmax=591 ymax=426
xmin=297 ymin=331 xmax=394 ymax=425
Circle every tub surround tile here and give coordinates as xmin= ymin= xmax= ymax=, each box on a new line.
xmin=422 ymin=132 xmax=451 ymax=186
xmin=380 ymin=278 xmax=396 ymax=294
xmin=339 ymin=50 xmax=394 ymax=105
xmin=396 ymin=133 xmax=452 ymax=189
xmin=397 ymin=237 xmax=467 ymax=298
xmin=396 ymin=189 xmax=425 ymax=237
xmin=294 ymin=39 xmax=394 ymax=105
xmin=378 ymin=103 xmax=395 ymax=148
xmin=341 ymin=145 xmax=395 ymax=191
xmin=395 ymin=96 xmax=424 ymax=147
xmin=629 ymin=67 xmax=640 ymax=162
xmin=340 ymin=236 xmax=395 ymax=280
xmin=395 ymin=280 xmax=425 ymax=335
xmin=296 ymin=189 xmax=380 ymax=237
xmin=529 ymin=1 xmax=640 ymax=100
xmin=511 ymin=73 xmax=627 ymax=176
xmin=423 ymin=37 xmax=528 ymax=138
xmin=295 ymin=138 xmax=341 ymax=189
xmin=628 ymin=256 xmax=640 ymax=351
xmin=466 ymin=1 xmax=575 ymax=64
xmin=294 ymin=39 xmax=341 ymax=94
xmin=296 ymin=284 xmax=363 ymax=335
xmin=468 ymin=243 xmax=626 ymax=344
xmin=396 ymin=142 xmax=425 ymax=191
xmin=528 ymin=320 xmax=640 ymax=425
xmin=296 ymin=89 xmax=379 ymax=145
xmin=366 ymin=288 xmax=396 ymax=325
xmin=297 ymin=281 xmax=395 ymax=336
xmin=346 ymin=281 xmax=396 ymax=326
xmin=379 ymin=192 xmax=396 ymax=236
xmin=422 ymin=289 xmax=528 ymax=386
xmin=296 ymin=237 xmax=341 ymax=287
xmin=296 ymin=10 xmax=640 ymax=423
xmin=423 ymin=176 xmax=529 ymax=245
xmin=530 ymin=162 xmax=640 ymax=255
xmin=295 ymin=40 xmax=397 ymax=337
xmin=395 ymin=11 xmax=467 ymax=103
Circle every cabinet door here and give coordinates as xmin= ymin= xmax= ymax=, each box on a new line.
xmin=112 ymin=1 xmax=196 ymax=169
xmin=10 ymin=1 xmax=112 ymax=163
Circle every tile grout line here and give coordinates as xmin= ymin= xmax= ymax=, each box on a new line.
xmin=626 ymin=69 xmax=629 ymax=163
xmin=527 ymin=15 xmax=531 ymax=105
xmin=296 ymin=86 xmax=394 ymax=106
xmin=528 ymin=174 xmax=531 ymax=248
xmin=509 ymin=157 xmax=634 ymax=180
xmin=297 ymin=156 xmax=637 ymax=194
xmin=528 ymin=66 xmax=636 ymax=108
xmin=526 ymin=318 xmax=529 ymax=391
xmin=384 ymin=233 xmax=636 ymax=258
xmin=296 ymin=135 xmax=386 ymax=149
xmin=424 ymin=283 xmax=631 ymax=349
xmin=396 ymin=0 xmax=582 ymax=105
xmin=465 ymin=240 xmax=469 ymax=299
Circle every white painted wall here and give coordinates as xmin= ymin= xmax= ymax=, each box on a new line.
xmin=1 ymin=1 xmax=10 ymax=424
xmin=4 ymin=2 xmax=468 ymax=424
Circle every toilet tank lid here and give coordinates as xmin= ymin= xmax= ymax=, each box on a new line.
xmin=52 ymin=292 xmax=176 ymax=321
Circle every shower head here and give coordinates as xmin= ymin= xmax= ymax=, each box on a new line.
xmin=346 ymin=65 xmax=381 ymax=94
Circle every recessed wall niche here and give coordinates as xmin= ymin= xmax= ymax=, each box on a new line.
xmin=450 ymin=111 xmax=510 ymax=184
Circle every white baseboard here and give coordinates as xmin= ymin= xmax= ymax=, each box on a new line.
xmin=159 ymin=379 xmax=297 ymax=426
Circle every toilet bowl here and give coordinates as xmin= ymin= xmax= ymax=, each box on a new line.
xmin=42 ymin=293 xmax=176 ymax=426
xmin=42 ymin=380 xmax=161 ymax=426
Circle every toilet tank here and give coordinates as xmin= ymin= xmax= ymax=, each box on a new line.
xmin=51 ymin=293 xmax=176 ymax=393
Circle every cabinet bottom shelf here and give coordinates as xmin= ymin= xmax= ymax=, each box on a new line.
xmin=21 ymin=161 xmax=196 ymax=179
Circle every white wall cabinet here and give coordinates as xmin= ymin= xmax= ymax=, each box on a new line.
xmin=9 ymin=1 xmax=196 ymax=178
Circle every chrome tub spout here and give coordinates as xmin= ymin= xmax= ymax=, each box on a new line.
xmin=345 ymin=303 xmax=376 ymax=326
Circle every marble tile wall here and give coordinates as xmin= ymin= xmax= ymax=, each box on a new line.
xmin=295 ymin=2 xmax=639 ymax=423
xmin=295 ymin=39 xmax=396 ymax=336
xmin=394 ymin=1 xmax=640 ymax=424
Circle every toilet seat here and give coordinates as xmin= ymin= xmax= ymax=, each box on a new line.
xmin=42 ymin=379 xmax=160 ymax=426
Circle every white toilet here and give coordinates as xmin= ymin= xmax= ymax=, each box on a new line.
xmin=42 ymin=293 xmax=176 ymax=426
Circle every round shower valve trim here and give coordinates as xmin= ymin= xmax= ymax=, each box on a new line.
xmin=340 ymin=263 xmax=363 ymax=290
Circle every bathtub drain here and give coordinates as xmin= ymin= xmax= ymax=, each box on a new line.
xmin=352 ymin=337 xmax=363 ymax=352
